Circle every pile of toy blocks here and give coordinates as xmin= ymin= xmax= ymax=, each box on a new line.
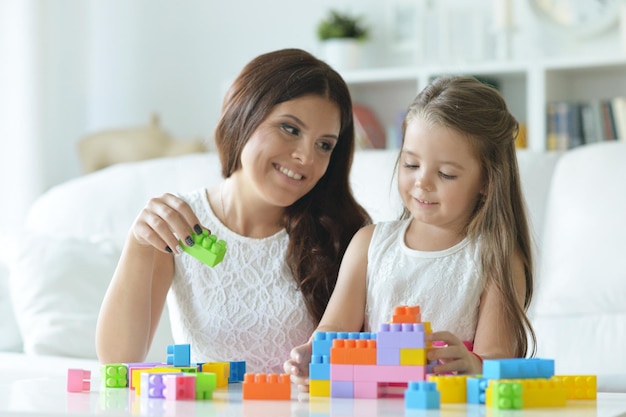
xmin=306 ymin=305 xmax=597 ymax=411
xmin=67 ymin=343 xmax=247 ymax=401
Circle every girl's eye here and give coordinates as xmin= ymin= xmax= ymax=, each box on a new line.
xmin=281 ymin=123 xmax=300 ymax=136
xmin=439 ymin=172 xmax=457 ymax=180
xmin=403 ymin=163 xmax=418 ymax=169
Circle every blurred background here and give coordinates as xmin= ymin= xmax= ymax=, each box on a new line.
xmin=0 ymin=0 xmax=623 ymax=243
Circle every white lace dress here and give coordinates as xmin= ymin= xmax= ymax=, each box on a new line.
xmin=365 ymin=219 xmax=483 ymax=343
xmin=166 ymin=188 xmax=315 ymax=373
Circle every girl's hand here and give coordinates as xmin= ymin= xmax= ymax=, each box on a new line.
xmin=283 ymin=342 xmax=312 ymax=392
xmin=130 ymin=193 xmax=205 ymax=254
xmin=428 ymin=331 xmax=482 ymax=375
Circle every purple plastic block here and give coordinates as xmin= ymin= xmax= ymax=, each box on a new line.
xmin=376 ymin=347 xmax=400 ymax=365
xmin=331 ymin=380 xmax=354 ymax=398
xmin=377 ymin=324 xmax=405 ymax=348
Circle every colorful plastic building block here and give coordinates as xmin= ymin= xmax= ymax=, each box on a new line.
xmin=133 ymin=367 xmax=182 ymax=395
xmin=200 ymin=362 xmax=229 ymax=387
xmin=67 ymin=368 xmax=91 ymax=392
xmin=180 ymin=230 xmax=226 ymax=267
xmin=140 ymin=372 xmax=176 ymax=398
xmin=167 ymin=343 xmax=191 ymax=367
xmin=228 ymin=361 xmax=246 ymax=383
xmin=405 ymin=381 xmax=440 ymax=409
xmin=195 ymin=372 xmax=217 ymax=399
xmin=100 ymin=364 xmax=128 ymax=388
xmin=392 ymin=305 xmax=421 ymax=323
xmin=482 ymin=358 xmax=554 ymax=380
xmin=556 ymin=375 xmax=597 ymax=399
xmin=466 ymin=376 xmax=489 ymax=404
xmin=163 ymin=374 xmax=196 ymax=400
xmin=242 ymin=373 xmax=291 ymax=400
xmin=427 ymin=375 xmax=468 ymax=403
xmin=487 ymin=381 xmax=523 ymax=409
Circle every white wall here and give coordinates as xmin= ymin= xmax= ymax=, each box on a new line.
xmin=0 ymin=0 xmax=622 ymax=239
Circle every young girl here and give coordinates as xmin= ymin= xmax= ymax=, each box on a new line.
xmin=285 ymin=75 xmax=536 ymax=390
xmin=95 ymin=48 xmax=371 ymax=373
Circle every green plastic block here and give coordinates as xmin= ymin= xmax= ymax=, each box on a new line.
xmin=180 ymin=230 xmax=227 ymax=267
xmin=100 ymin=364 xmax=128 ymax=388
xmin=492 ymin=381 xmax=523 ymax=409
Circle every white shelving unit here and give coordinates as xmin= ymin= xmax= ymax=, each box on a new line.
xmin=341 ymin=56 xmax=626 ymax=151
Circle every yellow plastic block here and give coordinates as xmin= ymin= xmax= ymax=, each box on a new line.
xmin=555 ymin=375 xmax=597 ymax=400
xmin=399 ymin=348 xmax=426 ymax=366
xmin=310 ymin=380 xmax=331 ymax=397
xmin=201 ymin=362 xmax=230 ymax=387
xmin=488 ymin=378 xmax=567 ymax=408
xmin=427 ymin=375 xmax=468 ymax=403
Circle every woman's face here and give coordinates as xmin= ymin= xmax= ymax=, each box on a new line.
xmin=238 ymin=94 xmax=341 ymax=208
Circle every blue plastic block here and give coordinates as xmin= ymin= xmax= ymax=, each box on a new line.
xmin=482 ymin=358 xmax=555 ymax=380
xmin=310 ymin=355 xmax=331 ymax=380
xmin=166 ymin=344 xmax=191 ymax=367
xmin=405 ymin=381 xmax=440 ymax=409
xmin=466 ymin=377 xmax=488 ymax=404
xmin=228 ymin=361 xmax=246 ymax=383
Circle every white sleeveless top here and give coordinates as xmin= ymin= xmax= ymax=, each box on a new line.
xmin=167 ymin=188 xmax=315 ymax=373
xmin=365 ymin=219 xmax=483 ymax=343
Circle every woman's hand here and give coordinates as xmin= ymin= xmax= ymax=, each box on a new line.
xmin=130 ymin=193 xmax=206 ymax=254
xmin=284 ymin=341 xmax=312 ymax=392
xmin=428 ymin=331 xmax=482 ymax=375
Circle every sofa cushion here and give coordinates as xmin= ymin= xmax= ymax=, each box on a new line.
xmin=9 ymin=234 xmax=121 ymax=358
xmin=0 ymin=260 xmax=22 ymax=352
xmin=531 ymin=141 xmax=626 ymax=377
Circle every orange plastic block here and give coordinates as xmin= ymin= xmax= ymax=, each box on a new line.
xmin=242 ymin=373 xmax=291 ymax=400
xmin=555 ymin=375 xmax=597 ymax=399
xmin=392 ymin=305 xmax=421 ymax=323
xmin=330 ymin=339 xmax=376 ymax=365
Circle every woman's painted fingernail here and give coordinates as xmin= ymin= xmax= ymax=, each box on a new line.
xmin=194 ymin=224 xmax=202 ymax=234
xmin=185 ymin=236 xmax=194 ymax=246
xmin=165 ymin=246 xmax=173 ymax=253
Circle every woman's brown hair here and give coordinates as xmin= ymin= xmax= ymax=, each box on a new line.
xmin=214 ymin=48 xmax=371 ymax=322
xmin=399 ymin=75 xmax=536 ymax=358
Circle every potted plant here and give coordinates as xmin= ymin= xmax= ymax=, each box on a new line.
xmin=317 ymin=9 xmax=369 ymax=71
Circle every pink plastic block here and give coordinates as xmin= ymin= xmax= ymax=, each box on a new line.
xmin=353 ymin=365 xmax=425 ymax=383
xmin=354 ymin=381 xmax=379 ymax=398
xmin=163 ymin=374 xmax=196 ymax=400
xmin=67 ymin=369 xmax=91 ymax=392
xmin=330 ymin=364 xmax=354 ymax=381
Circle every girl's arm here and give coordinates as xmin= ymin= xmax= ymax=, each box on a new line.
xmin=429 ymin=250 xmax=527 ymax=375
xmin=284 ymin=224 xmax=375 ymax=390
xmin=95 ymin=193 xmax=203 ymax=363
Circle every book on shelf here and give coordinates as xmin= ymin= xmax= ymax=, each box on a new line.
xmin=546 ymin=96 xmax=626 ymax=150
xmin=353 ymin=103 xmax=386 ymax=149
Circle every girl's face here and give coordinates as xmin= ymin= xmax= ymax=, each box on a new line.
xmin=239 ymin=94 xmax=341 ymax=208
xmin=398 ymin=116 xmax=485 ymax=235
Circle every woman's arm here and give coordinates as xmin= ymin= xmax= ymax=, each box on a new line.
xmin=95 ymin=193 xmax=204 ymax=363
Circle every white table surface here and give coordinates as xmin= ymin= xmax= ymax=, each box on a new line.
xmin=1 ymin=352 xmax=626 ymax=417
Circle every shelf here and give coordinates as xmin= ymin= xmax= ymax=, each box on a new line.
xmin=341 ymin=56 xmax=626 ymax=151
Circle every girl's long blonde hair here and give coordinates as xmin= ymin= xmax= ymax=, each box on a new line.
xmin=400 ymin=76 xmax=536 ymax=357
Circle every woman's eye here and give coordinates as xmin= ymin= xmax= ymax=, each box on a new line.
xmin=403 ymin=163 xmax=418 ymax=169
xmin=317 ymin=141 xmax=334 ymax=152
xmin=281 ymin=123 xmax=300 ymax=136
xmin=439 ymin=172 xmax=457 ymax=180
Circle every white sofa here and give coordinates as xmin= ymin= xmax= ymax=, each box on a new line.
xmin=2 ymin=142 xmax=625 ymax=391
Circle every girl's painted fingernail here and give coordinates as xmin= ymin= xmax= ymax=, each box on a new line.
xmin=185 ymin=236 xmax=194 ymax=246
xmin=165 ymin=246 xmax=173 ymax=253
xmin=194 ymin=224 xmax=202 ymax=234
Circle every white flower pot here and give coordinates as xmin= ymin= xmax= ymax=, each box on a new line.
xmin=321 ymin=39 xmax=362 ymax=72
